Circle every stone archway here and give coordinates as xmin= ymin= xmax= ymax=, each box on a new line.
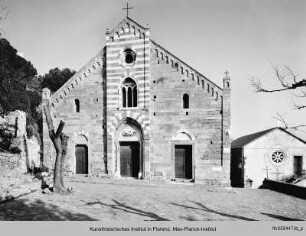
xmin=114 ymin=118 xmax=144 ymax=178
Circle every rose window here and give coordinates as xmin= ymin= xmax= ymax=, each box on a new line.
xmin=271 ymin=150 xmax=285 ymax=164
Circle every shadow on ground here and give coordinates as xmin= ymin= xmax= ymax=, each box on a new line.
xmin=171 ymin=202 xmax=258 ymax=221
xmin=0 ymin=198 xmax=97 ymax=221
xmin=86 ymin=199 xmax=169 ymax=221
xmin=261 ymin=213 xmax=304 ymax=221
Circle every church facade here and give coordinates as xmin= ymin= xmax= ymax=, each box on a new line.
xmin=42 ymin=17 xmax=231 ymax=185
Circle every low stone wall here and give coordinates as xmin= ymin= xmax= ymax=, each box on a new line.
xmin=0 ymin=152 xmax=26 ymax=175
xmin=262 ymin=178 xmax=306 ymax=199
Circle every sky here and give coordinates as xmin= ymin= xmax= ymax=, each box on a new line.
xmin=1 ymin=0 xmax=306 ymax=139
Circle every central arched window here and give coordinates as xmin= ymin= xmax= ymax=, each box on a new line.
xmin=183 ymin=94 xmax=189 ymax=109
xmin=121 ymin=78 xmax=137 ymax=108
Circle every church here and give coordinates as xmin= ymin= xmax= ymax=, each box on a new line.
xmin=42 ymin=13 xmax=231 ymax=185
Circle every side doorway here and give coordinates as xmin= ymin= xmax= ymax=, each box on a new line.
xmin=293 ymin=156 xmax=303 ymax=177
xmin=175 ymin=145 xmax=193 ymax=179
xmin=75 ymin=144 xmax=88 ymax=174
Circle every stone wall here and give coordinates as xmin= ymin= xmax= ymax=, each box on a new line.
xmin=0 ymin=152 xmax=24 ymax=175
xmin=0 ymin=110 xmax=41 ymax=173
xmin=42 ymin=50 xmax=105 ymax=175
xmin=149 ymin=41 xmax=231 ymax=185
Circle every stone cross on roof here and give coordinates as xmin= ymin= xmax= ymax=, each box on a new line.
xmin=123 ymin=2 xmax=133 ymax=18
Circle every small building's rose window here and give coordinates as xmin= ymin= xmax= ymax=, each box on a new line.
xmin=271 ymin=150 xmax=285 ymax=164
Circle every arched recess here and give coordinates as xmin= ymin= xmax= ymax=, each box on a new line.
xmin=113 ymin=117 xmax=144 ymax=178
xmin=74 ymin=134 xmax=89 ymax=174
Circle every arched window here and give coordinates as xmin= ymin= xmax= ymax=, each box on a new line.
xmin=75 ymin=99 xmax=80 ymax=113
xmin=202 ymin=80 xmax=205 ymax=89
xmin=211 ymin=87 xmax=214 ymax=97
xmin=122 ymin=88 xmax=127 ymax=107
xmin=183 ymin=94 xmax=189 ymax=109
xmin=121 ymin=78 xmax=137 ymax=108
xmin=207 ymin=84 xmax=210 ymax=93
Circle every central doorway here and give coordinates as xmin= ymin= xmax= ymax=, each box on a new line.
xmin=120 ymin=142 xmax=140 ymax=177
xmin=175 ymin=145 xmax=192 ymax=179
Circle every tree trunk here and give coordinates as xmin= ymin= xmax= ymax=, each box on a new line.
xmin=43 ymin=102 xmax=70 ymax=194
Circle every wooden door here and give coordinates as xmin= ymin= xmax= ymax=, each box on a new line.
xmin=175 ymin=145 xmax=192 ymax=179
xmin=75 ymin=145 xmax=88 ymax=174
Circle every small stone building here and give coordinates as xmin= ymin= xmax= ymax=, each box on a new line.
xmin=231 ymin=127 xmax=306 ymax=188
xmin=42 ymin=16 xmax=231 ymax=185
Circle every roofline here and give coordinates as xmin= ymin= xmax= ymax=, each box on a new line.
xmin=278 ymin=127 xmax=306 ymax=145
xmin=232 ymin=127 xmax=306 ymax=148
xmin=150 ymin=39 xmax=223 ymax=91
xmin=126 ymin=17 xmax=149 ymax=30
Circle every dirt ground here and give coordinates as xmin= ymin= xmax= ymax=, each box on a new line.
xmin=0 ymin=176 xmax=305 ymax=221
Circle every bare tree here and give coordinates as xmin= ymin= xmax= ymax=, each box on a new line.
xmin=250 ymin=64 xmax=306 ymax=130
xmin=43 ymin=101 xmax=71 ymax=194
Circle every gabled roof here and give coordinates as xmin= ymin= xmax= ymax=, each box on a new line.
xmin=231 ymin=127 xmax=306 ymax=148
xmin=108 ymin=17 xmax=149 ymax=36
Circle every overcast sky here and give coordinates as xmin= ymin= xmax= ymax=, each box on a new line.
xmin=2 ymin=0 xmax=306 ymax=139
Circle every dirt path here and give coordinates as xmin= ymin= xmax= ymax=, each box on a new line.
xmin=0 ymin=176 xmax=305 ymax=221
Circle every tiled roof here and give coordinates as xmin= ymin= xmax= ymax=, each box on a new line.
xmin=231 ymin=127 xmax=306 ymax=148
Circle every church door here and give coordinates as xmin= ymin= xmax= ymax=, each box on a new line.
xmin=120 ymin=142 xmax=140 ymax=177
xmin=175 ymin=145 xmax=192 ymax=179
xmin=294 ymin=156 xmax=303 ymax=176
xmin=75 ymin=145 xmax=88 ymax=174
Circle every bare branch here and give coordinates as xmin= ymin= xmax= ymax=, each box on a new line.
xmin=55 ymin=120 xmax=65 ymax=138
xmin=250 ymin=76 xmax=294 ymax=93
xmin=293 ymin=89 xmax=306 ymax=98
xmin=273 ymin=112 xmax=306 ymax=131
xmin=271 ymin=63 xmax=290 ymax=88
xmin=273 ymin=112 xmax=289 ymax=129
xmin=293 ymin=102 xmax=306 ymax=110
xmin=284 ymin=64 xmax=298 ymax=84
xmin=250 ymin=65 xmax=306 ymax=93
